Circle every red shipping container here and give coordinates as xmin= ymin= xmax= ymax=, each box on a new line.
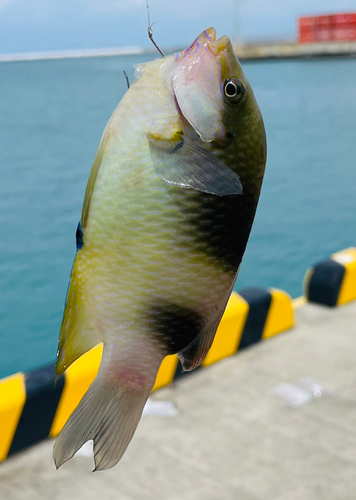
xmin=299 ymin=31 xmax=315 ymax=44
xmin=299 ymin=25 xmax=314 ymax=34
xmin=298 ymin=12 xmax=356 ymax=43
xmin=333 ymin=28 xmax=352 ymax=41
xmin=316 ymin=15 xmax=332 ymax=28
xmin=299 ymin=16 xmax=315 ymax=28
xmin=315 ymin=29 xmax=333 ymax=42
xmin=350 ymin=27 xmax=356 ymax=40
xmin=298 ymin=16 xmax=316 ymax=43
xmin=332 ymin=13 xmax=356 ymax=26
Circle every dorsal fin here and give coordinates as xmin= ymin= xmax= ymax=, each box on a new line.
xmin=81 ymin=133 xmax=110 ymax=228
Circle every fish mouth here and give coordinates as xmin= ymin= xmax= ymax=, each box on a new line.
xmin=202 ymin=28 xmax=231 ymax=55
xmin=179 ymin=27 xmax=232 ymax=60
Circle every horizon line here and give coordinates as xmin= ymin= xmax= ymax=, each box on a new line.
xmin=0 ymin=36 xmax=297 ymax=63
xmin=0 ymin=45 xmax=153 ymax=63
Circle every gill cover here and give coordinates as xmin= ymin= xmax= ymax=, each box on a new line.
xmin=172 ymin=28 xmax=229 ymax=143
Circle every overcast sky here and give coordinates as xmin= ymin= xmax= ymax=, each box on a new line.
xmin=0 ymin=0 xmax=356 ymax=54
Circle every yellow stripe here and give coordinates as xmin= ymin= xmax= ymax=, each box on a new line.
xmin=152 ymin=355 xmax=179 ymax=391
xmin=332 ymin=248 xmax=356 ymax=305
xmin=203 ymin=292 xmax=249 ymax=367
xmin=332 ymin=247 xmax=356 ymax=261
xmin=0 ymin=373 xmax=26 ymax=461
xmin=50 ymin=344 xmax=103 ymax=437
xmin=292 ymin=296 xmax=307 ymax=309
xmin=263 ymin=289 xmax=294 ymax=340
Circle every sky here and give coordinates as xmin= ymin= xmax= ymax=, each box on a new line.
xmin=0 ymin=0 xmax=356 ymax=54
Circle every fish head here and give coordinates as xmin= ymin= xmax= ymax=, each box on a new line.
xmin=172 ymin=28 xmax=251 ymax=143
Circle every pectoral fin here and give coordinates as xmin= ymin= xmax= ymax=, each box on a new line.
xmin=149 ymin=135 xmax=243 ymax=196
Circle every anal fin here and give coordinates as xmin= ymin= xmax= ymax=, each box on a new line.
xmin=56 ymin=256 xmax=102 ymax=376
xmin=178 ymin=284 xmax=237 ymax=372
xmin=178 ymin=322 xmax=219 ymax=372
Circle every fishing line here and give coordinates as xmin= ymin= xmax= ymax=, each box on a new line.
xmin=123 ymin=70 xmax=130 ymax=89
xmin=146 ymin=0 xmax=164 ymax=57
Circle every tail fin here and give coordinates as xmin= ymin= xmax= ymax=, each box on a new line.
xmin=53 ymin=374 xmax=150 ymax=471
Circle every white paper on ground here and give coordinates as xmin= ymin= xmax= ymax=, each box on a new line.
xmin=271 ymin=379 xmax=331 ymax=407
xmin=142 ymin=399 xmax=178 ymax=418
xmin=298 ymin=377 xmax=332 ymax=398
xmin=271 ymin=383 xmax=313 ymax=407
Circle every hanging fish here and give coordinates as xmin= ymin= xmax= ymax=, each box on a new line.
xmin=54 ymin=27 xmax=267 ymax=471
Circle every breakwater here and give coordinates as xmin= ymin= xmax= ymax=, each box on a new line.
xmin=235 ymin=40 xmax=356 ymax=60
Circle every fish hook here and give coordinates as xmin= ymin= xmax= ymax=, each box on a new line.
xmin=146 ymin=0 xmax=164 ymax=57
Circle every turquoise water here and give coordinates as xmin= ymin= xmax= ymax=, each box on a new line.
xmin=0 ymin=55 xmax=355 ymax=378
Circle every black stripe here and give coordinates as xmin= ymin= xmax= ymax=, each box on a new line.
xmin=175 ymin=190 xmax=255 ymax=273
xmin=238 ymin=288 xmax=272 ymax=349
xmin=170 ymin=105 xmax=266 ymax=274
xmin=146 ymin=301 xmax=204 ymax=355
xmin=9 ymin=365 xmax=64 ymax=455
xmin=307 ymin=259 xmax=345 ymax=307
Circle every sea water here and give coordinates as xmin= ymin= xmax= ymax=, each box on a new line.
xmin=0 ymin=54 xmax=355 ymax=378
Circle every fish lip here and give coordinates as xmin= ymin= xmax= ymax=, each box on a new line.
xmin=202 ymin=27 xmax=217 ymax=43
xmin=177 ymin=28 xmax=231 ymax=61
xmin=184 ymin=29 xmax=231 ymax=57
xmin=208 ymin=35 xmax=231 ymax=56
xmin=196 ymin=29 xmax=231 ymax=55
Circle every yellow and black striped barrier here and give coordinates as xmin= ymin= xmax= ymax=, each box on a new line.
xmin=0 ymin=346 xmax=102 ymax=463
xmin=0 ymin=287 xmax=294 ymax=463
xmin=305 ymin=247 xmax=356 ymax=307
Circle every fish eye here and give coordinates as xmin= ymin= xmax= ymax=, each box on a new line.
xmin=224 ymin=78 xmax=245 ymax=104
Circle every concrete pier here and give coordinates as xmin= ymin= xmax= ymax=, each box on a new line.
xmin=0 ymin=301 xmax=355 ymax=500
xmin=235 ymin=40 xmax=356 ymax=60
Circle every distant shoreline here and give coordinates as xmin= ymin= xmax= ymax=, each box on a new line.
xmin=0 ymin=46 xmax=150 ymax=63
xmin=235 ymin=40 xmax=356 ymax=60
xmin=1 ymin=40 xmax=356 ymax=63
